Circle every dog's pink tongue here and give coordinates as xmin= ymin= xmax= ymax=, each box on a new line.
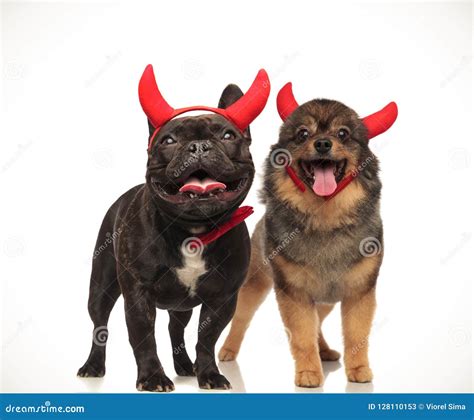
xmin=312 ymin=166 xmax=337 ymax=197
xmin=179 ymin=177 xmax=226 ymax=194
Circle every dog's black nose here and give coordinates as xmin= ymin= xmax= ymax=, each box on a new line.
xmin=315 ymin=138 xmax=332 ymax=154
xmin=188 ymin=141 xmax=211 ymax=154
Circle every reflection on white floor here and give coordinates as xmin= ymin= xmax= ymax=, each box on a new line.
xmin=2 ymin=284 xmax=471 ymax=393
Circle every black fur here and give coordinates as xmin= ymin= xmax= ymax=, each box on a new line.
xmin=77 ymin=84 xmax=255 ymax=391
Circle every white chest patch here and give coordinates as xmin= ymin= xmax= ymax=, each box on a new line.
xmin=175 ymin=250 xmax=207 ymax=296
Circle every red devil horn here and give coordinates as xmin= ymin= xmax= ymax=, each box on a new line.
xmin=277 ymin=82 xmax=299 ymax=121
xmin=224 ymin=69 xmax=271 ymax=131
xmin=362 ymin=102 xmax=398 ymax=139
xmin=138 ymin=65 xmax=174 ymax=129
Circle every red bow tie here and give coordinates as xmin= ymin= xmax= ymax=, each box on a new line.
xmin=188 ymin=206 xmax=254 ymax=249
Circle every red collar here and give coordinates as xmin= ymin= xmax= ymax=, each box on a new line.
xmin=285 ymin=165 xmax=358 ymax=201
xmin=189 ymin=206 xmax=254 ymax=249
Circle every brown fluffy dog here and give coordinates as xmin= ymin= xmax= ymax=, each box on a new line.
xmin=218 ymin=98 xmax=386 ymax=387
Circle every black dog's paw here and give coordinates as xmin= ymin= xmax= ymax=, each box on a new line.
xmin=77 ymin=361 xmax=105 ymax=378
xmin=174 ymin=358 xmax=196 ymax=377
xmin=137 ymin=373 xmax=175 ymax=392
xmin=198 ymin=372 xmax=231 ymax=390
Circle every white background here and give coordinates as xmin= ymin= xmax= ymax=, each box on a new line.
xmin=1 ymin=0 xmax=472 ymax=393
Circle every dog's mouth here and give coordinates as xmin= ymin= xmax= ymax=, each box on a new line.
xmin=300 ymin=159 xmax=347 ymax=197
xmin=151 ymin=169 xmax=249 ymax=204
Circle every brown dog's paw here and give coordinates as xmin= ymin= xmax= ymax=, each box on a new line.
xmin=295 ymin=370 xmax=324 ymax=388
xmin=346 ymin=366 xmax=373 ymax=383
xmin=319 ymin=348 xmax=341 ymax=361
xmin=218 ymin=347 xmax=238 ymax=362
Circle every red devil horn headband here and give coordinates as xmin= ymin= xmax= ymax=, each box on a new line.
xmin=276 ymin=82 xmax=398 ymax=139
xmin=139 ymin=65 xmax=270 ymax=147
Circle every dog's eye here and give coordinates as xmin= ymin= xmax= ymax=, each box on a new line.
xmin=297 ymin=128 xmax=309 ymax=141
xmin=161 ymin=136 xmax=176 ymax=145
xmin=337 ymin=128 xmax=349 ymax=141
xmin=222 ymin=130 xmax=236 ymax=141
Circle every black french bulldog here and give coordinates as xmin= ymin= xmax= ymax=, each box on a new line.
xmin=77 ymin=74 xmax=264 ymax=391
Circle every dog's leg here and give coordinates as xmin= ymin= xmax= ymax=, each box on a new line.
xmin=124 ymin=290 xmax=174 ymax=392
xmin=77 ymin=252 xmax=121 ymax=378
xmin=168 ymin=310 xmax=195 ymax=376
xmin=341 ymin=287 xmax=376 ymax=383
xmin=218 ymin=267 xmax=272 ymax=361
xmin=316 ymin=304 xmax=341 ymax=361
xmin=275 ymin=289 xmax=324 ymax=388
xmin=195 ymin=297 xmax=237 ymax=389
xmin=219 ymin=222 xmax=273 ymax=361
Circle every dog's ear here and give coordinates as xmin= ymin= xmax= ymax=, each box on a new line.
xmin=218 ymin=84 xmax=251 ymax=138
xmin=218 ymin=84 xmax=243 ymax=108
xmin=147 ymin=119 xmax=156 ymax=137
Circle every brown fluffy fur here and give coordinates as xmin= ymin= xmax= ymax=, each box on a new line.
xmin=219 ymin=98 xmax=383 ymax=387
